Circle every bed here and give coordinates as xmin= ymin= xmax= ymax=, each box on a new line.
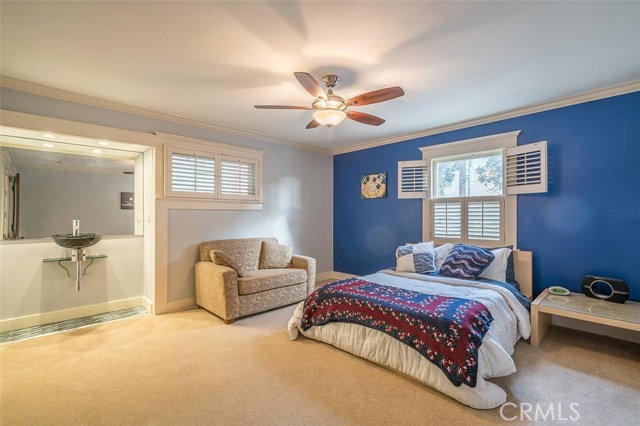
xmin=288 ymin=249 xmax=532 ymax=409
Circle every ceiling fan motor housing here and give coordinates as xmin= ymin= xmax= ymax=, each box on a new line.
xmin=322 ymin=74 xmax=340 ymax=88
xmin=312 ymin=93 xmax=346 ymax=111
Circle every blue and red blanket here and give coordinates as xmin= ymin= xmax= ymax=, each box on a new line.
xmin=301 ymin=279 xmax=494 ymax=387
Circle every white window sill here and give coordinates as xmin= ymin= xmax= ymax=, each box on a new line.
xmin=157 ymin=197 xmax=263 ymax=211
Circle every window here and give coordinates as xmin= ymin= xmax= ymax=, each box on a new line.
xmin=432 ymin=151 xmax=505 ymax=244
xmin=165 ymin=145 xmax=262 ymax=203
xmin=219 ymin=156 xmax=258 ymax=199
xmin=415 ymin=131 xmax=547 ymax=247
xmin=433 ymin=152 xmax=503 ymax=198
xmin=170 ymin=150 xmax=216 ymax=196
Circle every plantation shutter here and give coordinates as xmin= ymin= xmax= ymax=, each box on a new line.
xmin=467 ymin=199 xmax=502 ymax=242
xmin=220 ymin=156 xmax=258 ymax=200
xmin=505 ymin=141 xmax=547 ymax=194
xmin=170 ymin=150 xmax=216 ymax=195
xmin=398 ymin=160 xmax=429 ymax=199
xmin=432 ymin=201 xmax=462 ymax=239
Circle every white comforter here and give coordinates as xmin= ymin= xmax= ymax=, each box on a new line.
xmin=288 ymin=270 xmax=531 ymax=409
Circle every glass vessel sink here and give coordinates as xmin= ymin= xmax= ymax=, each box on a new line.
xmin=51 ymin=233 xmax=102 ymax=249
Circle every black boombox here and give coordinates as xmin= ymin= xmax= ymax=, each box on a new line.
xmin=581 ymin=275 xmax=629 ymax=304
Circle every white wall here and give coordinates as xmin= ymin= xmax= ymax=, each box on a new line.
xmin=0 ymin=236 xmax=143 ymax=324
xmin=1 ymin=87 xmax=334 ymax=313
xmin=167 ymin=142 xmax=332 ymax=301
xmin=18 ymin=165 xmax=135 ymax=238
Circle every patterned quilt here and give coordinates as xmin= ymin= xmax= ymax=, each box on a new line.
xmin=301 ymin=278 xmax=494 ymax=387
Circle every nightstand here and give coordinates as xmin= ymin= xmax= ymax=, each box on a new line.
xmin=530 ymin=288 xmax=640 ymax=347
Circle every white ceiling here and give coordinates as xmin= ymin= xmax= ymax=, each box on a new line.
xmin=1 ymin=1 xmax=639 ymax=151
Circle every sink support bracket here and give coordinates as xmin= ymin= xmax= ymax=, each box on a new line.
xmin=43 ymin=251 xmax=107 ymax=292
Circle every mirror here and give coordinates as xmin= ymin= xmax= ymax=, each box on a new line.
xmin=0 ymin=132 xmax=144 ymax=240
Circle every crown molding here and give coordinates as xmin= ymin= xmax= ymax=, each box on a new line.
xmin=154 ymin=131 xmax=266 ymax=158
xmin=3 ymin=75 xmax=637 ymax=158
xmin=333 ymin=80 xmax=640 ymax=155
xmin=0 ymin=76 xmax=332 ymax=155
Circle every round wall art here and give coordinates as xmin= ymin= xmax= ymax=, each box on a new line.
xmin=361 ymin=172 xmax=387 ymax=199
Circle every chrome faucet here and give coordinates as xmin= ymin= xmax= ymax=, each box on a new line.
xmin=73 ymin=220 xmax=80 ymax=236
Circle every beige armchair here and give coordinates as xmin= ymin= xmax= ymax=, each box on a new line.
xmin=195 ymin=237 xmax=316 ymax=324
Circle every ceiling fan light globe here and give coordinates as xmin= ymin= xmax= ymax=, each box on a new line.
xmin=312 ymin=109 xmax=347 ymax=127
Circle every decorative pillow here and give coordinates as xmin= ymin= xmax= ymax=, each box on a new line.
xmin=479 ymin=247 xmax=512 ymax=282
xmin=210 ymin=249 xmax=243 ymax=276
xmin=487 ymin=245 xmax=519 ymax=289
xmin=261 ymin=240 xmax=293 ymax=269
xmin=434 ymin=243 xmax=454 ymax=271
xmin=396 ymin=242 xmax=436 ymax=274
xmin=439 ymin=244 xmax=495 ymax=279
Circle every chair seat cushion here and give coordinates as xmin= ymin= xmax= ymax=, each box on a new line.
xmin=238 ymin=268 xmax=308 ymax=295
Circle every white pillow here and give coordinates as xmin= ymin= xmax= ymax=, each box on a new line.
xmin=409 ymin=241 xmax=435 ymax=254
xmin=479 ymin=247 xmax=512 ymax=282
xmin=434 ymin=243 xmax=454 ymax=271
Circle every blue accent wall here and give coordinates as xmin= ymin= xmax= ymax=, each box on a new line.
xmin=334 ymin=92 xmax=640 ymax=301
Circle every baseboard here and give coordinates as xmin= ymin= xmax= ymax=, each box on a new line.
xmin=330 ymin=271 xmax=360 ymax=280
xmin=552 ymin=316 xmax=640 ymax=344
xmin=0 ymin=297 xmax=146 ymax=332
xmin=166 ymin=297 xmax=196 ymax=313
xmin=315 ymin=271 xmax=335 ymax=281
xmin=142 ymin=297 xmax=154 ymax=315
xmin=316 ymin=271 xmax=359 ymax=282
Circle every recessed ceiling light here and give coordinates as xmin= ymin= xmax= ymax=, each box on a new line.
xmin=97 ymin=140 xmax=110 ymax=146
xmin=92 ymin=149 xmax=103 ymax=154
xmin=43 ymin=143 xmax=55 ymax=148
xmin=42 ymin=133 xmax=56 ymax=139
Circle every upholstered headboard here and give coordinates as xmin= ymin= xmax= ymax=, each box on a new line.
xmin=513 ymin=250 xmax=533 ymax=299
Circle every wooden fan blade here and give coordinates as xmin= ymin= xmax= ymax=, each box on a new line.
xmin=346 ymin=86 xmax=404 ymax=106
xmin=254 ymin=105 xmax=312 ymax=110
xmin=294 ymin=72 xmax=325 ymax=99
xmin=346 ymin=111 xmax=385 ymax=126
xmin=305 ymin=119 xmax=321 ymax=129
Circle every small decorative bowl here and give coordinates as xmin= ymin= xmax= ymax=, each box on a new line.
xmin=548 ymin=286 xmax=570 ymax=296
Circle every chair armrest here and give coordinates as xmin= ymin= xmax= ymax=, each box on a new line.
xmin=291 ymin=254 xmax=316 ymax=296
xmin=195 ymin=261 xmax=240 ymax=321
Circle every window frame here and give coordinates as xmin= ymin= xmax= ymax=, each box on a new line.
xmin=161 ymin=133 xmax=264 ymax=208
xmin=420 ymin=131 xmax=520 ymax=248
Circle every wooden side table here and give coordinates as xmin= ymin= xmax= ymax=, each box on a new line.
xmin=530 ymin=288 xmax=640 ymax=347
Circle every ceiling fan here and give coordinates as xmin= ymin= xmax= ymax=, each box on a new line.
xmin=255 ymin=72 xmax=405 ymax=129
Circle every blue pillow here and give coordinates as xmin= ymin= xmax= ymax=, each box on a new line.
xmin=439 ymin=244 xmax=495 ymax=279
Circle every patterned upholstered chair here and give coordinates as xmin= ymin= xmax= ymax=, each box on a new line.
xmin=195 ymin=237 xmax=316 ymax=324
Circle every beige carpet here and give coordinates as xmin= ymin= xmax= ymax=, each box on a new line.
xmin=1 ymin=306 xmax=638 ymax=426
